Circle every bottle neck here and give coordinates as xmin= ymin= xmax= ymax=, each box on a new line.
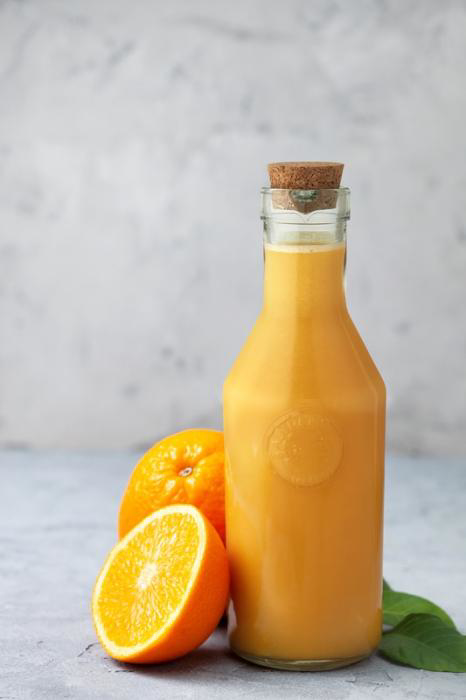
xmin=260 ymin=187 xmax=350 ymax=317
xmin=263 ymin=242 xmax=346 ymax=316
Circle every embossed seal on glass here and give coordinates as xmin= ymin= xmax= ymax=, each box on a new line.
xmin=266 ymin=409 xmax=343 ymax=486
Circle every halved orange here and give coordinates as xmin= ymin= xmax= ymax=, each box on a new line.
xmin=92 ymin=504 xmax=229 ymax=663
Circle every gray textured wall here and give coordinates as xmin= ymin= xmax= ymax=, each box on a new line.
xmin=1 ymin=0 xmax=465 ymax=454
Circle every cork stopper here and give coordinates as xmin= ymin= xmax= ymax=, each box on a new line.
xmin=267 ymin=162 xmax=344 ymax=213
xmin=268 ymin=162 xmax=344 ymax=189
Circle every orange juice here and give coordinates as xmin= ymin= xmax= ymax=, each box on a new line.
xmin=223 ymin=182 xmax=385 ymax=670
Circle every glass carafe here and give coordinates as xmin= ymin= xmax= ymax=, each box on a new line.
xmin=223 ymin=186 xmax=385 ymax=670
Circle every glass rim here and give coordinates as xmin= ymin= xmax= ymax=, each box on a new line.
xmin=261 ymin=186 xmax=350 ymax=195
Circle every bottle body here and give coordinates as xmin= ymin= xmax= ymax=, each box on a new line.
xmin=223 ymin=203 xmax=385 ymax=669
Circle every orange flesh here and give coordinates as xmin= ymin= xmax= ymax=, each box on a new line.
xmin=96 ymin=510 xmax=200 ymax=648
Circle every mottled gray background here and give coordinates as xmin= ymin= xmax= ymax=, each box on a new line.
xmin=1 ymin=0 xmax=465 ymax=454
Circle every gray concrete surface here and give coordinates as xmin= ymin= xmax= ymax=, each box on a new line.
xmin=1 ymin=451 xmax=465 ymax=699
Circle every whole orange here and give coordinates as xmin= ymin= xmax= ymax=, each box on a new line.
xmin=118 ymin=429 xmax=225 ymax=541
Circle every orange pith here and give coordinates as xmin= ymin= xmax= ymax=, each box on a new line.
xmin=118 ymin=429 xmax=225 ymax=541
xmin=92 ymin=504 xmax=229 ymax=663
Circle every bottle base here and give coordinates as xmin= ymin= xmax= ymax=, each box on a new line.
xmin=231 ymin=646 xmax=372 ymax=672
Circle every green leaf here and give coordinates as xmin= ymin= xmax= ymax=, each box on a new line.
xmin=383 ymin=578 xmax=391 ymax=592
xmin=380 ymin=614 xmax=466 ymax=672
xmin=383 ymin=586 xmax=455 ymax=629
